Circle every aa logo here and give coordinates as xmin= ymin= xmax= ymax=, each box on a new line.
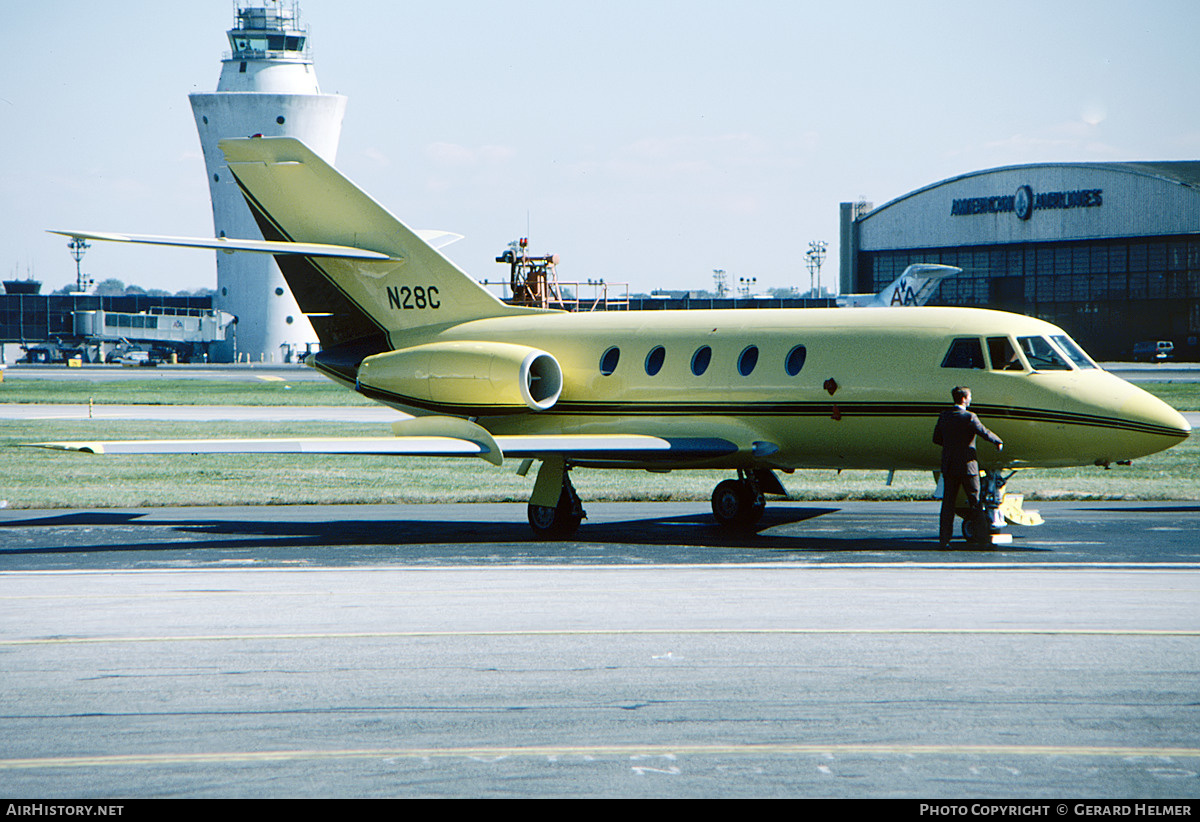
xmin=890 ymin=281 xmax=917 ymax=306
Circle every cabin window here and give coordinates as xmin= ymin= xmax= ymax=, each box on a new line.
xmin=941 ymin=337 xmax=985 ymax=369
xmin=599 ymin=346 xmax=620 ymax=376
xmin=987 ymin=337 xmax=1022 ymax=370
xmin=1051 ymin=335 xmax=1097 ymax=369
xmin=1018 ymin=336 xmax=1071 ymax=370
xmin=691 ymin=345 xmax=712 ymax=376
xmin=785 ymin=345 xmax=807 ymax=376
xmin=645 ymin=346 xmax=666 ymax=376
xmin=737 ymin=345 xmax=759 ymax=376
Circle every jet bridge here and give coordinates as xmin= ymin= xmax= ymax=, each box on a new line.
xmin=72 ymin=308 xmax=236 ymax=361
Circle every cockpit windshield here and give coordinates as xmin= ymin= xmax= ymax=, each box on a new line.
xmin=1018 ymin=336 xmax=1072 ymax=370
xmin=1050 ymin=334 xmax=1098 ymax=369
xmin=987 ymin=336 xmax=1022 ymax=370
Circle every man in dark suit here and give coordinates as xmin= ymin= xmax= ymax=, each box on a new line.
xmin=933 ymin=386 xmax=1003 ymax=548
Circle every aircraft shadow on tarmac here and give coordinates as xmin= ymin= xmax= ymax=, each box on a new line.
xmin=0 ymin=506 xmax=1039 ymax=557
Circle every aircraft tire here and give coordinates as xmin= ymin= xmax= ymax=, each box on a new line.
xmin=527 ymin=485 xmax=584 ymax=540
xmin=711 ymin=479 xmax=765 ymax=529
xmin=961 ymin=516 xmax=991 ymax=545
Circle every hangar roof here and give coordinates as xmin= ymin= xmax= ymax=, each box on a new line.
xmin=870 ymin=161 xmax=1200 ymax=215
xmin=856 ymin=161 xmax=1200 ymax=249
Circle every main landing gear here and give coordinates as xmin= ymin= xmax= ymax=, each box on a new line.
xmin=525 ymin=462 xmax=789 ymax=539
xmin=711 ymin=469 xmax=785 ymax=530
xmin=527 ymin=463 xmax=585 ymax=539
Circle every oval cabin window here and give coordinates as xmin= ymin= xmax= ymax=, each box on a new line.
xmin=600 ymin=346 xmax=620 ymax=376
xmin=785 ymin=345 xmax=807 ymax=376
xmin=738 ymin=345 xmax=759 ymax=376
xmin=645 ymin=346 xmax=666 ymax=376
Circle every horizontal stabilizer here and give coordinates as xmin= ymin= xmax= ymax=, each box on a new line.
xmin=48 ymin=230 xmax=397 ymax=260
xmin=48 ymin=230 xmax=464 ymax=259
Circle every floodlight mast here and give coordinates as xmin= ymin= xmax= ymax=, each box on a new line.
xmin=805 ymin=240 xmax=827 ymax=298
xmin=67 ymin=237 xmax=92 ymax=293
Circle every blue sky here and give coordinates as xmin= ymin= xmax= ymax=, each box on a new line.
xmin=2 ymin=0 xmax=1198 ymax=296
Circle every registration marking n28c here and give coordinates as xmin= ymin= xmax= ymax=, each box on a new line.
xmin=387 ymin=286 xmax=441 ymax=310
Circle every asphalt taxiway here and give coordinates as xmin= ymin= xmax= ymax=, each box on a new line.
xmin=1 ymin=362 xmax=1196 ymax=797
xmin=0 ymin=501 xmax=1197 ymax=798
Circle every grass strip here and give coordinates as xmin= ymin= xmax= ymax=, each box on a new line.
xmin=1 ymin=417 xmax=1195 ymax=509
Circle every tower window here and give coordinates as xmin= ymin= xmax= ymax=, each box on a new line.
xmin=239 ymin=62 xmax=247 ymax=73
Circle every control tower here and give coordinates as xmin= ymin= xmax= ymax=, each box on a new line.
xmin=190 ymin=1 xmax=346 ymax=362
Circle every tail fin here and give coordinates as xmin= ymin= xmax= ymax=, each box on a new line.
xmin=219 ymin=137 xmax=534 ymax=357
xmin=837 ymin=264 xmax=961 ymax=308
xmin=874 ymin=264 xmax=961 ymax=307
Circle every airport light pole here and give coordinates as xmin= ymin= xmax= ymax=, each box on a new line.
xmin=67 ymin=236 xmax=92 ymax=293
xmin=712 ymin=269 xmax=728 ymax=298
xmin=805 ymin=240 xmax=827 ymax=298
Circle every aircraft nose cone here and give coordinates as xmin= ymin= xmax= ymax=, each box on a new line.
xmin=1115 ymin=385 xmax=1190 ymax=459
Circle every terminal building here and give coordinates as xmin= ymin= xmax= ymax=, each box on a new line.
xmin=840 ymin=162 xmax=1200 ymax=359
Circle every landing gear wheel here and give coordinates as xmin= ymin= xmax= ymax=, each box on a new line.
xmin=527 ymin=482 xmax=584 ymax=540
xmin=711 ymin=479 xmax=765 ymax=529
xmin=961 ymin=516 xmax=990 ymax=545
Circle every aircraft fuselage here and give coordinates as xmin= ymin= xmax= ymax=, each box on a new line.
xmin=338 ymin=305 xmax=1190 ymax=474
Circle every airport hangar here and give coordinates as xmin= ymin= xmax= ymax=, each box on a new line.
xmin=840 ymin=161 xmax=1200 ymax=360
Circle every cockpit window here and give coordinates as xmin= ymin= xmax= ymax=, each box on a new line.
xmin=987 ymin=336 xmax=1023 ymax=371
xmin=941 ymin=337 xmax=985 ymax=369
xmin=1050 ymin=335 xmax=1097 ymax=369
xmin=1018 ymin=336 xmax=1071 ymax=370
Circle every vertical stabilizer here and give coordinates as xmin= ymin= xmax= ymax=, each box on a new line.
xmin=836 ymin=264 xmax=961 ymax=307
xmin=219 ymin=137 xmax=537 ymax=356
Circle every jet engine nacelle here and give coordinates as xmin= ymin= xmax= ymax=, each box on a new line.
xmin=357 ymin=341 xmax=563 ymax=412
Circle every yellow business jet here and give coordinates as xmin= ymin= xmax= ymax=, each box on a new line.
xmin=46 ymin=137 xmax=1190 ymax=541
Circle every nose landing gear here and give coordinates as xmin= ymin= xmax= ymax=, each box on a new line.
xmin=959 ymin=470 xmax=1020 ymax=546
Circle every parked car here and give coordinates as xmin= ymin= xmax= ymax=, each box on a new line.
xmin=1132 ymin=340 xmax=1174 ymax=362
